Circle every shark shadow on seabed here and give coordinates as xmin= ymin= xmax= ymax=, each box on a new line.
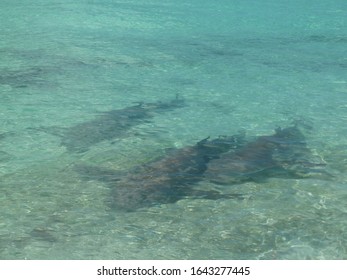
xmin=34 ymin=96 xmax=185 ymax=153
xmin=204 ymin=125 xmax=328 ymax=185
xmin=75 ymin=134 xmax=246 ymax=212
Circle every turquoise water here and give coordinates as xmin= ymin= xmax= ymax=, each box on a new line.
xmin=1 ymin=0 xmax=347 ymax=259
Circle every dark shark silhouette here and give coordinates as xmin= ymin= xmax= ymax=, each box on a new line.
xmin=75 ymin=134 xmax=245 ymax=211
xmin=75 ymin=125 xmax=327 ymax=211
xmin=205 ymin=125 xmax=326 ymax=184
xmin=37 ymin=97 xmax=184 ymax=153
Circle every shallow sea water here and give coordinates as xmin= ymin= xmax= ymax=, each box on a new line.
xmin=1 ymin=0 xmax=347 ymax=259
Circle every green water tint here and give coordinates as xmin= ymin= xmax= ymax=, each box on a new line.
xmin=34 ymin=96 xmax=185 ymax=153
xmin=1 ymin=0 xmax=347 ymax=259
xmin=75 ymin=134 xmax=245 ymax=211
xmin=205 ymin=125 xmax=328 ymax=185
xmin=75 ymin=125 xmax=326 ymax=212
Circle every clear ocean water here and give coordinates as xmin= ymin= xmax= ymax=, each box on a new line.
xmin=1 ymin=0 xmax=346 ymax=259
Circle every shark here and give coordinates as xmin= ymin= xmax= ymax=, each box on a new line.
xmin=75 ymin=134 xmax=245 ymax=211
xmin=204 ymin=125 xmax=327 ymax=185
xmin=75 ymin=125 xmax=327 ymax=211
xmin=36 ymin=96 xmax=185 ymax=153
